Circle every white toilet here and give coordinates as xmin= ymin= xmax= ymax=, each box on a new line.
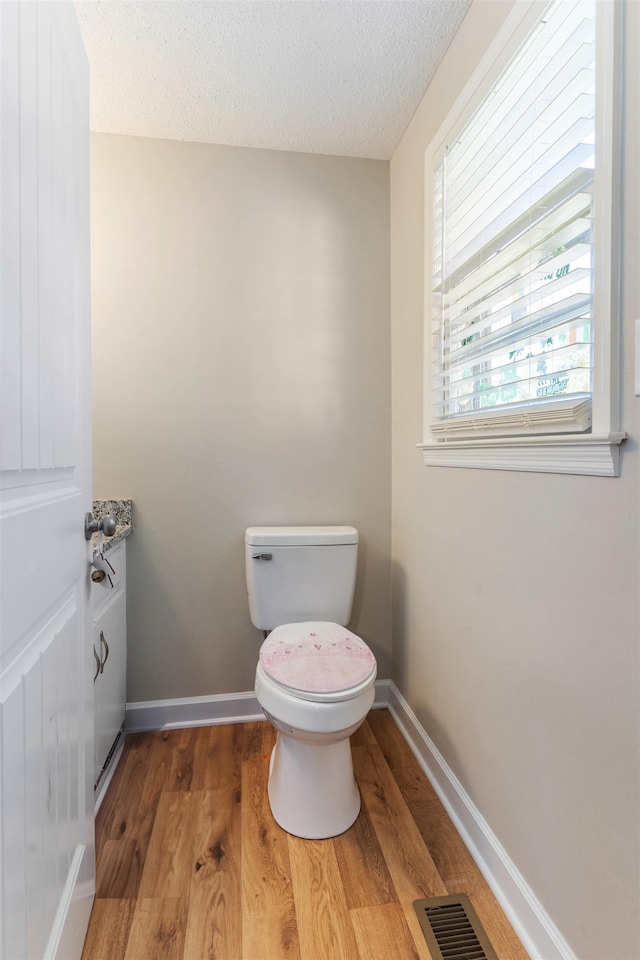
xmin=245 ymin=525 xmax=377 ymax=839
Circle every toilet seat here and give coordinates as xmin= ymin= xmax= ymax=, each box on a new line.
xmin=259 ymin=621 xmax=376 ymax=703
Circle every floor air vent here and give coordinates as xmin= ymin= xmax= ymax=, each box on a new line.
xmin=413 ymin=894 xmax=499 ymax=960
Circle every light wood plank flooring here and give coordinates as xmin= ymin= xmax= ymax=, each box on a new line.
xmin=82 ymin=710 xmax=529 ymax=960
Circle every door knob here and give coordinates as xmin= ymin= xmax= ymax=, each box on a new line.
xmin=85 ymin=512 xmax=117 ymax=540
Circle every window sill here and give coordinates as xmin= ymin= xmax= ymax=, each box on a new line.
xmin=418 ymin=432 xmax=627 ymax=477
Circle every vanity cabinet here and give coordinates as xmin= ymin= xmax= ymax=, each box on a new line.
xmin=92 ymin=539 xmax=126 ymax=787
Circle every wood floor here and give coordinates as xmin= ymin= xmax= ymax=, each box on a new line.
xmin=82 ymin=710 xmax=529 ymax=960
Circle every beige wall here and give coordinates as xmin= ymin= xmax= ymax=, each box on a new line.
xmin=91 ymin=135 xmax=391 ymax=701
xmin=390 ymin=2 xmax=639 ymax=958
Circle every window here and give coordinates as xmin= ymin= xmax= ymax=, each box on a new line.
xmin=420 ymin=0 xmax=625 ymax=476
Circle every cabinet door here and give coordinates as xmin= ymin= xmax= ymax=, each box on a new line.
xmin=94 ymin=588 xmax=126 ymax=783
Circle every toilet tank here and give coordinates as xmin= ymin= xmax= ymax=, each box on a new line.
xmin=245 ymin=526 xmax=358 ymax=631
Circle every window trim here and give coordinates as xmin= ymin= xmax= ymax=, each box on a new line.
xmin=418 ymin=0 xmax=625 ymax=476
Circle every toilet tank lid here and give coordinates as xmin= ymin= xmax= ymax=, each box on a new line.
xmin=245 ymin=525 xmax=358 ymax=546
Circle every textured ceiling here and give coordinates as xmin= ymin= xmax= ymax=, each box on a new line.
xmin=75 ymin=0 xmax=471 ymax=160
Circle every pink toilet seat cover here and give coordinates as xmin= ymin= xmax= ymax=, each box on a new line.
xmin=260 ymin=621 xmax=376 ymax=695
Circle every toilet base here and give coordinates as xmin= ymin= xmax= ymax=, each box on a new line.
xmin=267 ymin=731 xmax=361 ymax=839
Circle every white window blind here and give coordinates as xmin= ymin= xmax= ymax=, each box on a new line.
xmin=430 ymin=0 xmax=596 ymax=439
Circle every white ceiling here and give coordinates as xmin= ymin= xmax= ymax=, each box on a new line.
xmin=75 ymin=0 xmax=472 ymax=161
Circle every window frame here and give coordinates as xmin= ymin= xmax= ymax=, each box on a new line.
xmin=419 ymin=0 xmax=625 ymax=476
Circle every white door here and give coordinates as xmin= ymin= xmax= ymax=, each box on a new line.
xmin=0 ymin=3 xmax=94 ymax=959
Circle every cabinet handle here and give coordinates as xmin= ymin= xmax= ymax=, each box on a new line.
xmin=99 ymin=630 xmax=110 ymax=673
xmin=94 ymin=647 xmax=101 ymax=683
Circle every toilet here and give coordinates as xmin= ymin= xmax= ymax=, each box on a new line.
xmin=245 ymin=526 xmax=377 ymax=839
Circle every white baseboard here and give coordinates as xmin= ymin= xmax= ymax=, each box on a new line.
xmin=126 ymin=679 xmax=391 ymax=733
xmin=387 ymin=682 xmax=575 ymax=960
xmin=373 ymin=677 xmax=391 ymax=708
xmin=44 ymin=844 xmax=94 ymax=960
xmin=125 ymin=690 xmax=264 ymax=732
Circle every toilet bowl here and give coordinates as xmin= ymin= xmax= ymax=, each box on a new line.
xmin=256 ymin=620 xmax=376 ymax=839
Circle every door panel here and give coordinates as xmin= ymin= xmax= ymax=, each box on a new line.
xmin=94 ymin=590 xmax=127 ymax=782
xmin=24 ymin=663 xmax=44 ymax=960
xmin=0 ymin=3 xmax=93 ymax=959
xmin=0 ymin=684 xmax=27 ymax=958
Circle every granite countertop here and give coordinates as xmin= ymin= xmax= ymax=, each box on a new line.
xmin=92 ymin=499 xmax=134 ymax=554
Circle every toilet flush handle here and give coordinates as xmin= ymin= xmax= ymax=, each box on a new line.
xmin=252 ymin=553 xmax=272 ymax=561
